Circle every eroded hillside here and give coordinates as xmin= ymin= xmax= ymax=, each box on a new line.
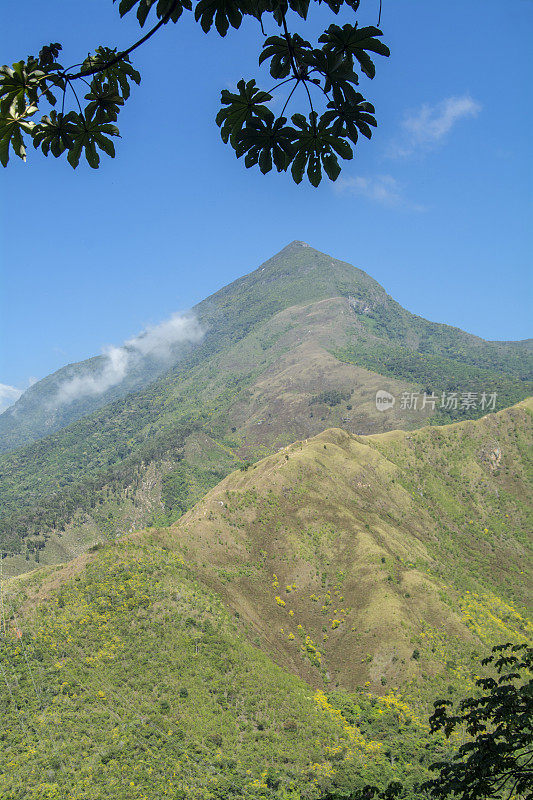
xmin=152 ymin=398 xmax=532 ymax=695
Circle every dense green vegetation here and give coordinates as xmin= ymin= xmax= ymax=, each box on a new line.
xmin=158 ymin=462 xmax=228 ymax=525
xmin=425 ymin=643 xmax=532 ymax=800
xmin=335 ymin=335 xmax=532 ymax=423
xmin=310 ymin=389 xmax=352 ymax=407
xmin=0 ymin=414 xmax=204 ymax=553
xmin=0 ymin=543 xmax=452 ymax=800
xmin=0 ymin=402 xmax=530 ymax=798
xmin=340 ymin=289 xmax=533 ymax=378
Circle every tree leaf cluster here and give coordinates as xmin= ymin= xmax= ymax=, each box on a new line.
xmin=424 ymin=643 xmax=533 ymax=800
xmin=0 ymin=0 xmax=389 ymax=183
xmin=0 ymin=44 xmax=142 ymax=168
xmin=218 ymin=15 xmax=388 ymax=184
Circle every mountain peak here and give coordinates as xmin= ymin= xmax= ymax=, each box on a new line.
xmin=287 ymin=239 xmax=311 ymax=248
xmin=272 ymin=240 xmax=313 ymax=257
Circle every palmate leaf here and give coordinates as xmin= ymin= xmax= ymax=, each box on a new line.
xmin=302 ymin=47 xmax=359 ymax=97
xmin=25 ymin=54 xmax=65 ymax=106
xmin=80 ymin=48 xmax=141 ymax=100
xmin=0 ymin=60 xmax=53 ymax=114
xmin=321 ymin=92 xmax=376 ymax=144
xmin=66 ymin=114 xmax=119 ymax=169
xmin=37 ymin=43 xmax=62 ymax=68
xmin=289 ymin=111 xmax=352 ymax=186
xmin=115 ymin=0 xmax=191 ymax=26
xmin=84 ymin=79 xmax=125 ymax=123
xmin=216 ymin=79 xmax=272 ymax=145
xmin=32 ymin=110 xmax=79 ymax=158
xmin=319 ymin=23 xmax=390 ymax=79
xmin=195 ymin=0 xmax=249 ymax=35
xmin=0 ymin=101 xmax=37 ymax=166
xmin=259 ymin=34 xmax=311 ymax=79
xmin=34 ymin=111 xmax=120 ymax=169
xmin=235 ymin=115 xmax=296 ymax=173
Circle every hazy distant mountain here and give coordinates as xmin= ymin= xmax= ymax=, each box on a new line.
xmin=0 ymin=318 xmax=202 ymax=453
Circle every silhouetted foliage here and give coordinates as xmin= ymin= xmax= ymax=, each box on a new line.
xmin=0 ymin=0 xmax=389 ymax=184
xmin=424 ymin=643 xmax=533 ymax=800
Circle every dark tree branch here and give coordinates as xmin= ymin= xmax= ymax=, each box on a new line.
xmin=280 ymin=11 xmax=299 ymax=80
xmin=302 ymin=79 xmax=317 ymax=134
xmin=66 ymin=2 xmax=180 ymax=80
xmin=280 ymin=80 xmax=299 ymax=117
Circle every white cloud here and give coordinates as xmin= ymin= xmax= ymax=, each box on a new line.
xmin=335 ymin=174 xmax=401 ymax=205
xmin=390 ymin=95 xmax=481 ymax=157
xmin=0 ymin=376 xmax=40 ymax=413
xmin=334 ymin=174 xmax=423 ymax=210
xmin=54 ymin=345 xmax=131 ymax=405
xmin=52 ymin=311 xmax=205 ymax=407
xmin=0 ymin=383 xmax=23 ymax=413
xmin=125 ymin=313 xmax=203 ymax=360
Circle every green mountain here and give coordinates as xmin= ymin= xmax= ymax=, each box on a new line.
xmin=0 ymin=344 xmax=197 ymax=454
xmin=1 ymin=401 xmax=531 ymax=799
xmin=1 ymin=241 xmax=531 ymax=569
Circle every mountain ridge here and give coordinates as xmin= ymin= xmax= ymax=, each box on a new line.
xmin=0 ymin=241 xmax=531 ymax=570
xmin=2 ymin=241 xmax=530 ymax=453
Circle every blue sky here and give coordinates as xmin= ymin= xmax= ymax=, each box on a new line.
xmin=1 ymin=0 xmax=532 ymax=408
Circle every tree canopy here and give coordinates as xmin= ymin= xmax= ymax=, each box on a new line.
xmin=0 ymin=0 xmax=389 ymax=185
xmin=424 ymin=642 xmax=533 ymax=800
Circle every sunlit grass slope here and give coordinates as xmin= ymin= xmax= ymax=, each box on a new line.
xmin=157 ymin=399 xmax=532 ymax=696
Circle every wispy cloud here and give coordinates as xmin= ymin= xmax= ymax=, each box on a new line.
xmin=334 ymin=174 xmax=423 ymax=210
xmin=0 ymin=383 xmax=23 ymax=413
xmin=0 ymin=377 xmax=38 ymax=413
xmin=389 ymin=95 xmax=481 ymax=158
xmin=52 ymin=311 xmax=205 ymax=407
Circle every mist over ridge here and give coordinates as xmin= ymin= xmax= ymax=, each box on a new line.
xmin=51 ymin=311 xmax=204 ymax=407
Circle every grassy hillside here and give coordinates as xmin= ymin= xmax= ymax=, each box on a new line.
xmin=0 ymin=403 xmax=530 ymax=799
xmin=155 ymin=399 xmax=532 ymax=694
xmin=1 ymin=242 xmax=531 ymax=566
